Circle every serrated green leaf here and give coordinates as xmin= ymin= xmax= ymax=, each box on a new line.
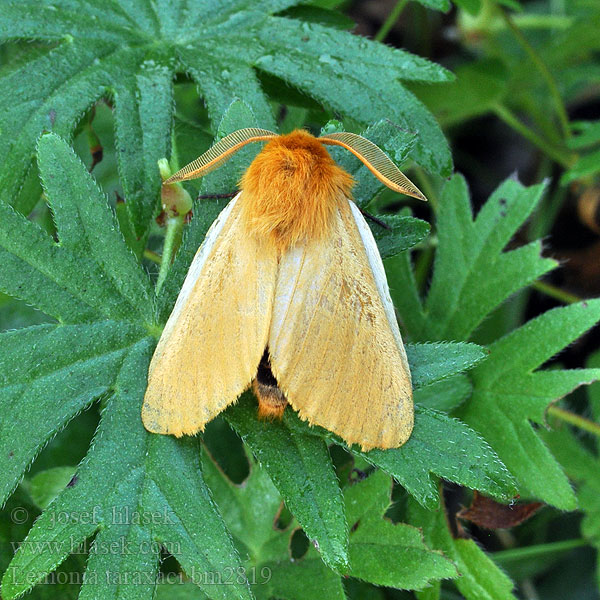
xmin=27 ymin=466 xmax=76 ymax=510
xmin=0 ymin=321 xmax=148 ymax=506
xmin=393 ymin=175 xmax=556 ymax=341
xmin=406 ymin=342 xmax=487 ymax=388
xmin=113 ymin=61 xmax=173 ymax=237
xmin=255 ymin=18 xmax=452 ymax=175
xmin=226 ymin=395 xmax=349 ymax=572
xmin=460 ymin=300 xmax=600 ymax=509
xmin=2 ymin=340 xmax=251 ymax=600
xmin=37 ymin=133 xmax=153 ymax=321
xmin=0 ymin=0 xmax=451 ymax=243
xmin=344 ymin=470 xmax=457 ymax=589
xmin=414 ymin=374 xmax=473 ymax=412
xmin=371 ymin=215 xmax=430 ymax=260
xmin=408 ymin=499 xmax=518 ymax=600
xmin=362 ymin=406 xmax=517 ymax=509
xmin=254 ymin=552 xmax=346 ymax=600
xmin=202 ymin=447 xmax=346 ymax=600
xmin=0 ymin=133 xmax=158 ymax=325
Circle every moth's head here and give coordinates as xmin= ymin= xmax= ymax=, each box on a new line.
xmin=240 ymin=129 xmax=354 ymax=198
xmin=239 ymin=130 xmax=354 ymax=250
xmin=163 ymin=127 xmax=426 ymax=251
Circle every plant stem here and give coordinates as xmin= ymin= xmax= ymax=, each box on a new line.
xmin=155 ymin=214 xmax=185 ymax=294
xmin=548 ymin=405 xmax=600 ymax=438
xmin=143 ymin=249 xmax=162 ymax=265
xmin=414 ymin=246 xmax=434 ymax=294
xmin=413 ymin=167 xmax=438 ymax=213
xmin=493 ymin=538 xmax=588 ymax=562
xmin=375 ymin=0 xmax=409 ymax=42
xmin=532 ymin=280 xmax=581 ymax=304
xmin=501 ymin=9 xmax=571 ymax=141
xmin=492 ymin=104 xmax=574 ymax=167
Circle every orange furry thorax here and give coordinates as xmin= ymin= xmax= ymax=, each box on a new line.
xmin=239 ymin=129 xmax=354 ymax=250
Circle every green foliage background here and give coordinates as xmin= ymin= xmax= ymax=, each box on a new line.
xmin=0 ymin=0 xmax=599 ymax=599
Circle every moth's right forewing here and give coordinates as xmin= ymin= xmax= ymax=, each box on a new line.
xmin=269 ymin=198 xmax=413 ymax=451
xmin=142 ymin=194 xmax=278 ymax=436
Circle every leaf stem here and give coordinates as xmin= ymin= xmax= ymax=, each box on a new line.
xmin=414 ymin=246 xmax=434 ymax=294
xmin=156 ymin=215 xmax=185 ymax=294
xmin=493 ymin=538 xmax=588 ymax=562
xmin=531 ymin=280 xmax=581 ymax=304
xmin=492 ymin=104 xmax=574 ymax=167
xmin=500 ymin=9 xmax=571 ymax=141
xmin=548 ymin=405 xmax=600 ymax=439
xmin=413 ymin=167 xmax=438 ymax=213
xmin=143 ymin=249 xmax=162 ymax=265
xmin=375 ymin=0 xmax=409 ymax=42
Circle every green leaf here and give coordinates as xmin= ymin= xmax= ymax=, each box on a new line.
xmin=344 ymin=470 xmax=457 ymax=589
xmin=540 ymin=421 xmax=600 ymax=586
xmin=2 ymin=341 xmax=252 ymax=600
xmin=561 ymin=147 xmax=600 ymax=183
xmin=408 ymin=499 xmax=518 ymax=600
xmin=460 ymin=300 xmax=600 ymax=509
xmin=225 ymin=395 xmax=349 ymax=573
xmin=371 ymin=215 xmax=430 ymax=260
xmin=27 ymin=466 xmax=76 ymax=510
xmin=0 ymin=134 xmax=156 ymax=325
xmin=202 ymin=447 xmax=346 ymax=600
xmin=393 ymin=175 xmax=556 ymax=341
xmin=112 ymin=62 xmax=173 ymax=236
xmin=567 ymin=120 xmax=600 ymax=149
xmin=362 ymin=406 xmax=517 ymax=509
xmin=414 ymin=375 xmax=473 ymax=411
xmin=37 ymin=133 xmax=153 ymax=321
xmin=256 ymin=18 xmax=453 ymax=174
xmin=413 ymin=0 xmax=451 ymax=12
xmin=0 ymin=321 xmax=148 ymax=506
xmin=406 ymin=342 xmax=487 ymax=388
xmin=0 ymin=0 xmax=451 ymax=242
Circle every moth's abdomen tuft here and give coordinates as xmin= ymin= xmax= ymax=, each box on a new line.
xmin=240 ymin=129 xmax=354 ymax=250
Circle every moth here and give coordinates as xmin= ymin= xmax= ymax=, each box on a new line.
xmin=142 ymin=128 xmax=426 ymax=451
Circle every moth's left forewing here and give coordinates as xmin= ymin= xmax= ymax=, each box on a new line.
xmin=269 ymin=198 xmax=413 ymax=451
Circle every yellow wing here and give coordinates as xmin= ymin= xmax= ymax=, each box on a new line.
xmin=268 ymin=198 xmax=413 ymax=451
xmin=142 ymin=194 xmax=278 ymax=436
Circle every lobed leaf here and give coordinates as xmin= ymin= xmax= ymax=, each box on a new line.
xmin=392 ymin=175 xmax=556 ymax=341
xmin=37 ymin=133 xmax=153 ymax=320
xmin=460 ymin=300 xmax=600 ymax=509
xmin=2 ymin=341 xmax=252 ymax=600
xmin=362 ymin=407 xmax=517 ymax=509
xmin=0 ymin=321 xmax=148 ymax=506
xmin=406 ymin=342 xmax=487 ymax=388
xmin=0 ymin=0 xmax=451 ymax=242
xmin=344 ymin=470 xmax=457 ymax=589
xmin=408 ymin=499 xmax=518 ymax=600
xmin=226 ymin=396 xmax=349 ymax=572
xmin=202 ymin=446 xmax=346 ymax=600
